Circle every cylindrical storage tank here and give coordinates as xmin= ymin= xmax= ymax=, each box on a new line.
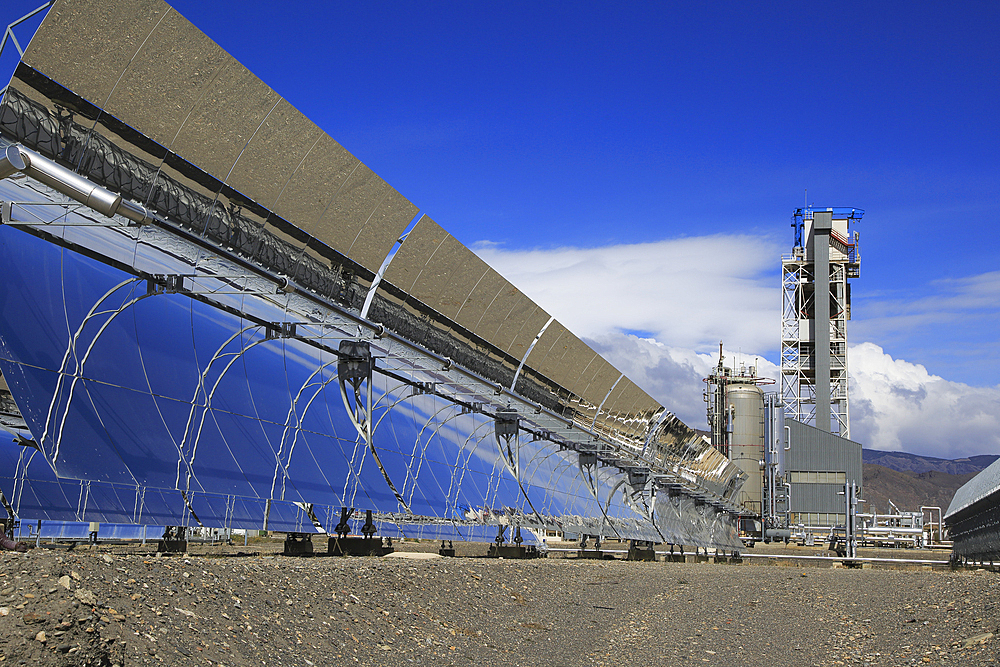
xmin=728 ymin=382 xmax=764 ymax=515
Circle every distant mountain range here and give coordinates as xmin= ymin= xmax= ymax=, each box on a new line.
xmin=861 ymin=449 xmax=998 ymax=514
xmin=862 ymin=448 xmax=999 ymax=475
xmin=861 ymin=465 xmax=977 ymax=515
xmin=696 ymin=438 xmax=997 ymax=513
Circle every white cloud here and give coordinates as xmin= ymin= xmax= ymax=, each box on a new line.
xmin=586 ymin=334 xmax=714 ymax=427
xmin=590 ymin=336 xmax=1000 ymax=459
xmin=473 ymin=236 xmax=1000 ymax=459
xmin=852 ymin=269 xmax=1000 ymax=386
xmin=848 ymin=342 xmax=1000 ymax=459
xmin=472 ymin=234 xmax=782 ymax=354
xmin=586 ymin=332 xmax=779 ymax=431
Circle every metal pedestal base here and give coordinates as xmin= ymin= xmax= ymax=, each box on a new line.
xmin=626 ymin=546 xmax=657 ymax=562
xmin=487 ymin=544 xmax=542 ymax=559
xmin=283 ymin=533 xmax=314 ymax=556
xmin=157 ymin=540 xmax=187 ymax=553
xmin=328 ymin=537 xmax=393 ymax=557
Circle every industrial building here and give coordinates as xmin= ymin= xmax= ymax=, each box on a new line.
xmin=783 ymin=420 xmax=863 ymax=529
xmin=705 ymin=351 xmax=863 ymax=542
xmin=707 ymin=206 xmax=866 ymax=543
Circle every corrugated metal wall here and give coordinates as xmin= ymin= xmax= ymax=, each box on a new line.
xmin=786 ymin=420 xmax=862 ymax=515
xmin=946 ymin=458 xmax=1000 ymax=561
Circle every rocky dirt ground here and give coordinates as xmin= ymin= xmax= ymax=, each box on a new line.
xmin=0 ymin=539 xmax=996 ymax=666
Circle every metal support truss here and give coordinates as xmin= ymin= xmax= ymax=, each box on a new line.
xmin=493 ymin=407 xmax=546 ymax=529
xmin=780 ymin=207 xmax=863 ymax=437
xmin=780 ymin=241 xmax=852 ymax=437
xmin=338 ymin=340 xmax=409 ymax=511
xmin=0 ymin=3 xmax=53 ymax=67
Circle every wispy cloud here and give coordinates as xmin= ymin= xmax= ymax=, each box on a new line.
xmin=588 ymin=334 xmax=1000 ymax=459
xmin=852 ymin=269 xmax=1000 ymax=385
xmin=474 ymin=236 xmax=1000 ymax=458
xmin=857 ymin=270 xmax=1000 ymax=325
xmin=472 ymin=234 xmax=783 ymax=355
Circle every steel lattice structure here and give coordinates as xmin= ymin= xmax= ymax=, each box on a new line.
xmin=780 ymin=207 xmax=863 ymax=437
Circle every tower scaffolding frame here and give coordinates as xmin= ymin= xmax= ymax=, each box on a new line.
xmin=780 ymin=207 xmax=863 ymax=438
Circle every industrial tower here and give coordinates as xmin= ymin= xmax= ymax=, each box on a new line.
xmin=780 ymin=207 xmax=864 ymax=437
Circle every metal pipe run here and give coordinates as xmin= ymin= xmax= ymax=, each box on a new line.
xmin=0 ymin=144 xmax=150 ymax=224
xmin=921 ymin=506 xmax=943 ymax=543
xmin=740 ymin=552 xmax=951 ymax=566
xmin=544 ymin=548 xmax=952 ymax=567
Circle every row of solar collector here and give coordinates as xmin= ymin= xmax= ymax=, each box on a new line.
xmin=0 ymin=166 xmax=737 ymax=549
xmin=2 ymin=0 xmax=710 ymax=466
xmin=1 ymin=439 xmax=543 ymax=545
xmin=0 ymin=0 xmax=746 ymax=554
xmin=0 ymin=66 xmax=743 ymax=498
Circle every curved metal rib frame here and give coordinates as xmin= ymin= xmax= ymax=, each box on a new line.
xmin=0 ymin=149 xmax=742 ymax=549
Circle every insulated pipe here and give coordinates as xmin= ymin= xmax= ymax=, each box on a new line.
xmin=784 ymin=480 xmax=791 ymax=526
xmin=0 ymin=528 xmax=27 ymax=552
xmin=0 ymin=144 xmax=150 ymax=224
xmin=0 ymin=144 xmax=25 ymax=180
xmin=921 ymin=506 xmax=943 ymax=544
xmin=9 ymin=144 xmax=122 ymax=217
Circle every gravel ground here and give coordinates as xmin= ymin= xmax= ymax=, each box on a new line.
xmin=0 ymin=540 xmax=996 ymax=666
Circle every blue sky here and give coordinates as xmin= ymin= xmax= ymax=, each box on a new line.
xmin=172 ymin=0 xmax=999 ymax=386
xmin=2 ymin=1 xmax=998 ymax=456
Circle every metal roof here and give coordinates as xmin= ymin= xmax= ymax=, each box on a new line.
xmin=946 ymin=455 xmax=1000 ymax=519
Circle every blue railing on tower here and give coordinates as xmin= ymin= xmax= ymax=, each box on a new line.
xmin=790 ymin=207 xmax=865 ymax=251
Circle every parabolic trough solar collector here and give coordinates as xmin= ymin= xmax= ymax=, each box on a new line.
xmin=0 ymin=0 xmax=745 ymax=549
